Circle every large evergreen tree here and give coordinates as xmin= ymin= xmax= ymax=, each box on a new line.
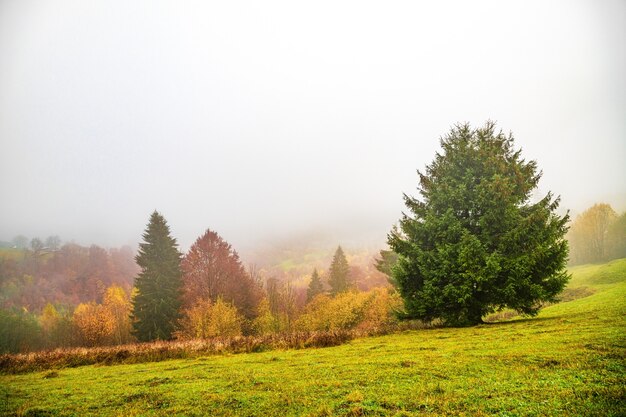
xmin=328 ymin=246 xmax=351 ymax=295
xmin=306 ymin=268 xmax=324 ymax=302
xmin=131 ymin=211 xmax=183 ymax=341
xmin=388 ymin=122 xmax=570 ymax=326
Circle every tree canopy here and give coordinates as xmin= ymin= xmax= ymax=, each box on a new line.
xmin=131 ymin=211 xmax=183 ymax=341
xmin=181 ymin=229 xmax=261 ymax=320
xmin=388 ymin=122 xmax=570 ymax=326
xmin=567 ymin=203 xmax=622 ymax=264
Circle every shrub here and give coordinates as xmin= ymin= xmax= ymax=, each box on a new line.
xmin=296 ymin=288 xmax=401 ymax=333
xmin=176 ymin=297 xmax=243 ymax=339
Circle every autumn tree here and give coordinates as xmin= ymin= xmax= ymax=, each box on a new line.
xmin=388 ymin=122 xmax=570 ymax=326
xmin=306 ymin=269 xmax=324 ymax=302
xmin=265 ymin=277 xmax=298 ymax=331
xmin=252 ymin=298 xmax=280 ymax=335
xmin=104 ymin=285 xmax=133 ymax=344
xmin=177 ymin=297 xmax=243 ymax=339
xmin=606 ymin=212 xmax=626 ymax=261
xmin=328 ymin=246 xmax=351 ymax=295
xmin=40 ymin=303 xmax=60 ymax=348
xmin=72 ymin=302 xmax=115 ymax=346
xmin=39 ymin=304 xmax=73 ymax=348
xmin=568 ymin=203 xmax=618 ymax=264
xmin=181 ymin=229 xmax=261 ymax=320
xmin=131 ymin=211 xmax=183 ymax=341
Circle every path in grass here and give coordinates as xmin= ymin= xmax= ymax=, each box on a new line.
xmin=2 ymin=260 xmax=625 ymax=416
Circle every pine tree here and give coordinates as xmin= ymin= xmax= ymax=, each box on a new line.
xmin=306 ymin=269 xmax=324 ymax=302
xmin=388 ymin=122 xmax=570 ymax=326
xmin=328 ymin=246 xmax=351 ymax=295
xmin=131 ymin=211 xmax=183 ymax=341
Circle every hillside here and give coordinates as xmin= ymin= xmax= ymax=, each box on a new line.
xmin=1 ymin=260 xmax=624 ymax=416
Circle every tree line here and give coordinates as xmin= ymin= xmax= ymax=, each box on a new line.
xmin=130 ymin=212 xmax=391 ymax=342
xmin=567 ymin=203 xmax=626 ymax=265
xmin=3 ymin=121 xmax=623 ymax=353
xmin=0 ymin=215 xmax=396 ymax=353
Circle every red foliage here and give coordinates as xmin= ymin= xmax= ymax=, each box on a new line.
xmin=0 ymin=244 xmax=138 ymax=311
xmin=181 ymin=230 xmax=262 ymax=319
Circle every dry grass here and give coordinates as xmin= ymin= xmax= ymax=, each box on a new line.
xmin=0 ymin=330 xmax=355 ymax=374
xmin=0 ymin=320 xmax=437 ymax=375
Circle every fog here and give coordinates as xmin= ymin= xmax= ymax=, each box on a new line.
xmin=1 ymin=0 xmax=624 ymax=252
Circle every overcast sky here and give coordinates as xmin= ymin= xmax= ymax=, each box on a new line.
xmin=1 ymin=0 xmax=624 ymax=251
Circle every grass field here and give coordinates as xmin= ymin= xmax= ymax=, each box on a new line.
xmin=1 ymin=260 xmax=625 ymax=416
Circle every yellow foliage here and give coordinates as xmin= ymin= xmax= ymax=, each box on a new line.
xmin=295 ymin=288 xmax=401 ymax=333
xmin=40 ymin=303 xmax=60 ymax=335
xmin=72 ymin=302 xmax=115 ymax=346
xmin=252 ymin=298 xmax=280 ymax=335
xmin=103 ymin=285 xmax=133 ymax=344
xmin=177 ymin=297 xmax=243 ymax=339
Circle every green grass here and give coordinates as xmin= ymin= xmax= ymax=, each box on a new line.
xmin=2 ymin=261 xmax=625 ymax=416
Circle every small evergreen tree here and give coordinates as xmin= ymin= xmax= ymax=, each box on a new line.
xmin=328 ymin=246 xmax=351 ymax=295
xmin=131 ymin=211 xmax=183 ymax=341
xmin=388 ymin=122 xmax=570 ymax=326
xmin=306 ymin=269 xmax=324 ymax=302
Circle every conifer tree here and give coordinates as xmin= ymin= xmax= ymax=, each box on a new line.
xmin=328 ymin=246 xmax=351 ymax=295
xmin=306 ymin=268 xmax=324 ymax=302
xmin=388 ymin=122 xmax=569 ymax=326
xmin=131 ymin=211 xmax=183 ymax=341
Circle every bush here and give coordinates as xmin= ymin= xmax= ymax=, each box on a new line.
xmin=176 ymin=297 xmax=243 ymax=339
xmin=296 ymin=288 xmax=401 ymax=333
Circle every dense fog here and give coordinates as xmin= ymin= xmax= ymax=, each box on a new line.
xmin=1 ymin=1 xmax=624 ymax=251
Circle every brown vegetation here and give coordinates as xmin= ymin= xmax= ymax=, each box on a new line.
xmin=0 ymin=330 xmax=355 ymax=374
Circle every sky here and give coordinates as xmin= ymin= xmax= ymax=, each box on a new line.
xmin=1 ymin=0 xmax=624 ymax=252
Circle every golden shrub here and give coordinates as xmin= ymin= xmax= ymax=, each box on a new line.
xmin=177 ymin=297 xmax=243 ymax=339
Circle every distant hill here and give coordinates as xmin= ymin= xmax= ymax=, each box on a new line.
xmin=240 ymin=231 xmax=389 ymax=290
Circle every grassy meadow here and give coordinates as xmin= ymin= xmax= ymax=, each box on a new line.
xmin=1 ymin=259 xmax=625 ymax=417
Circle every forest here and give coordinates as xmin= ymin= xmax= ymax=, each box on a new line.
xmin=1 ymin=198 xmax=623 ymax=355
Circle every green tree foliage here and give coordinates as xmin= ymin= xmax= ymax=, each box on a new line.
xmin=374 ymin=249 xmax=398 ymax=279
xmin=328 ymin=246 xmax=351 ymax=295
xmin=252 ymin=298 xmax=280 ymax=335
xmin=306 ymin=269 xmax=324 ymax=302
xmin=568 ymin=203 xmax=619 ymax=264
xmin=131 ymin=211 xmax=183 ymax=341
xmin=388 ymin=122 xmax=570 ymax=326
xmin=0 ymin=309 xmax=42 ymax=353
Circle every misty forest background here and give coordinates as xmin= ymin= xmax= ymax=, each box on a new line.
xmin=0 ymin=199 xmax=624 ymax=353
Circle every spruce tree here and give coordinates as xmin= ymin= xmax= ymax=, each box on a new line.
xmin=388 ymin=122 xmax=570 ymax=326
xmin=306 ymin=268 xmax=324 ymax=302
xmin=328 ymin=246 xmax=351 ymax=295
xmin=131 ymin=211 xmax=183 ymax=341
